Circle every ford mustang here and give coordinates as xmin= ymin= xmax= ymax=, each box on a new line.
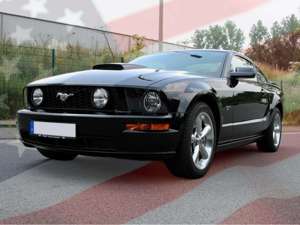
xmin=17 ymin=50 xmax=283 ymax=179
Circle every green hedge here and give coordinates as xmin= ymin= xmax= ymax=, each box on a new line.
xmin=0 ymin=41 xmax=141 ymax=119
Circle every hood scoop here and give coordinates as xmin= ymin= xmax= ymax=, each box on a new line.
xmin=93 ymin=63 xmax=146 ymax=70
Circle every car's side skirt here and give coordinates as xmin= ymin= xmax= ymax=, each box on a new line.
xmin=217 ymin=134 xmax=263 ymax=151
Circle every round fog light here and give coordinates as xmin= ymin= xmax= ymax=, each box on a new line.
xmin=144 ymin=91 xmax=162 ymax=113
xmin=93 ymin=88 xmax=109 ymax=108
xmin=32 ymin=88 xmax=43 ymax=106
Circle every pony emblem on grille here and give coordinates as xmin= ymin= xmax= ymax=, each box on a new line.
xmin=56 ymin=92 xmax=74 ymax=102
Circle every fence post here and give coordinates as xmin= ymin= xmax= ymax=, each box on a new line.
xmin=0 ymin=13 xmax=4 ymax=42
xmin=51 ymin=48 xmax=56 ymax=75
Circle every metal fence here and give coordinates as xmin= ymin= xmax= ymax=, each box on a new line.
xmin=0 ymin=12 xmax=193 ymax=123
xmin=0 ymin=12 xmax=191 ymax=54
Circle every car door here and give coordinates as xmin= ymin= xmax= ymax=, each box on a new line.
xmin=229 ymin=55 xmax=269 ymax=139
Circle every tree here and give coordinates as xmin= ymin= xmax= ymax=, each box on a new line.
xmin=223 ymin=21 xmax=245 ymax=51
xmin=249 ymin=20 xmax=270 ymax=46
xmin=271 ymin=15 xmax=300 ymax=39
xmin=281 ymin=14 xmax=300 ymax=34
xmin=246 ymin=29 xmax=300 ymax=70
xmin=192 ymin=30 xmax=208 ymax=49
xmin=271 ymin=21 xmax=283 ymax=38
xmin=247 ymin=14 xmax=300 ymax=70
xmin=205 ymin=25 xmax=227 ymax=49
xmin=191 ymin=21 xmax=245 ymax=51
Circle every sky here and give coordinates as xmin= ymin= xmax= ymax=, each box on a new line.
xmin=0 ymin=0 xmax=300 ymax=47
xmin=171 ymin=0 xmax=300 ymax=46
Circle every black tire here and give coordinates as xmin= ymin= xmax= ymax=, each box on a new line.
xmin=38 ymin=149 xmax=78 ymax=161
xmin=165 ymin=102 xmax=217 ymax=179
xmin=256 ymin=108 xmax=282 ymax=152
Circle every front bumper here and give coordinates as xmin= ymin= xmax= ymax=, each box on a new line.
xmin=17 ymin=110 xmax=180 ymax=159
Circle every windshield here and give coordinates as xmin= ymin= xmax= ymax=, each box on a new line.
xmin=130 ymin=51 xmax=227 ymax=77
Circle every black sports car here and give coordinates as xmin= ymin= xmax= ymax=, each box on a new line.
xmin=18 ymin=50 xmax=283 ymax=179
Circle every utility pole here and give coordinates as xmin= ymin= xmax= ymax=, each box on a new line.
xmin=159 ymin=0 xmax=164 ymax=51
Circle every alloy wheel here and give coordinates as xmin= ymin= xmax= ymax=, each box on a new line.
xmin=191 ymin=112 xmax=215 ymax=170
xmin=273 ymin=113 xmax=282 ymax=147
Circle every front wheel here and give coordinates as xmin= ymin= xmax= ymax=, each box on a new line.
xmin=38 ymin=149 xmax=78 ymax=161
xmin=257 ymin=108 xmax=282 ymax=152
xmin=165 ymin=102 xmax=217 ymax=179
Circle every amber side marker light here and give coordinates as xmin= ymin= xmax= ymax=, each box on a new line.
xmin=126 ymin=123 xmax=170 ymax=131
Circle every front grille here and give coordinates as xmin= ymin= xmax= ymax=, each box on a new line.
xmin=28 ymin=86 xmax=128 ymax=113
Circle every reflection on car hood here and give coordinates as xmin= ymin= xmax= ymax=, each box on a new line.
xmin=28 ymin=68 xmax=204 ymax=88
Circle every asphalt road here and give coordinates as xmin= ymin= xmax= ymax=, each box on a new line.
xmin=0 ymin=131 xmax=299 ymax=224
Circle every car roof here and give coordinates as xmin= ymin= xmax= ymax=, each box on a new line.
xmin=170 ymin=49 xmax=238 ymax=54
xmin=167 ymin=49 xmax=254 ymax=64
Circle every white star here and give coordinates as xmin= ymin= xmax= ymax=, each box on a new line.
xmin=22 ymin=0 xmax=48 ymax=18
xmin=10 ymin=25 xmax=33 ymax=44
xmin=57 ymin=8 xmax=85 ymax=26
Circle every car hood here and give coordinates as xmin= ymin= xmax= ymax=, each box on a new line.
xmin=28 ymin=68 xmax=199 ymax=88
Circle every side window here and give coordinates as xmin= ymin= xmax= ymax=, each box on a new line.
xmin=256 ymin=67 xmax=268 ymax=83
xmin=230 ymin=56 xmax=256 ymax=81
xmin=231 ymin=56 xmax=253 ymax=72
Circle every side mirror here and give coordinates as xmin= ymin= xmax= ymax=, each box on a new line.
xmin=230 ymin=67 xmax=256 ymax=79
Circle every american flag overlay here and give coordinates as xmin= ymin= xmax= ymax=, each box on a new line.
xmin=0 ymin=1 xmax=300 ymax=224
xmin=0 ymin=131 xmax=300 ymax=224
xmin=1 ymin=0 xmax=300 ymax=43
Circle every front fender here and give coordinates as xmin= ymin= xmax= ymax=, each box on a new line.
xmin=268 ymin=89 xmax=283 ymax=120
xmin=161 ymin=79 xmax=219 ymax=115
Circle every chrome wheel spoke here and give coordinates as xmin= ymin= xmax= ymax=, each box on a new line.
xmin=200 ymin=125 xmax=211 ymax=139
xmin=272 ymin=113 xmax=282 ymax=147
xmin=195 ymin=116 xmax=203 ymax=133
xmin=199 ymin=145 xmax=209 ymax=159
xmin=192 ymin=145 xmax=200 ymax=162
xmin=191 ymin=112 xmax=214 ymax=170
xmin=191 ymin=133 xmax=197 ymax=145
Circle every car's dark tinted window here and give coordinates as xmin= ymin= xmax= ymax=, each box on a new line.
xmin=130 ymin=51 xmax=227 ymax=77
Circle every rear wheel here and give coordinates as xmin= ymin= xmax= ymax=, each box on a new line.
xmin=165 ymin=102 xmax=217 ymax=179
xmin=257 ymin=108 xmax=282 ymax=152
xmin=38 ymin=149 xmax=78 ymax=161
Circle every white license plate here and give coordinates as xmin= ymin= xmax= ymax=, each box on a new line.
xmin=29 ymin=121 xmax=76 ymax=138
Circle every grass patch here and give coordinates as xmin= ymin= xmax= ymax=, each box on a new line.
xmin=284 ymin=110 xmax=300 ymax=125
xmin=258 ymin=63 xmax=292 ymax=80
xmin=259 ymin=63 xmax=300 ymax=122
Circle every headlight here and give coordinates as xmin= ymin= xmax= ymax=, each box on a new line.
xmin=93 ymin=88 xmax=109 ymax=108
xmin=32 ymin=88 xmax=43 ymax=106
xmin=143 ymin=91 xmax=162 ymax=113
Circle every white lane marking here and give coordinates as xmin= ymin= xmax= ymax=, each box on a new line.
xmin=129 ymin=154 xmax=300 ymax=224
